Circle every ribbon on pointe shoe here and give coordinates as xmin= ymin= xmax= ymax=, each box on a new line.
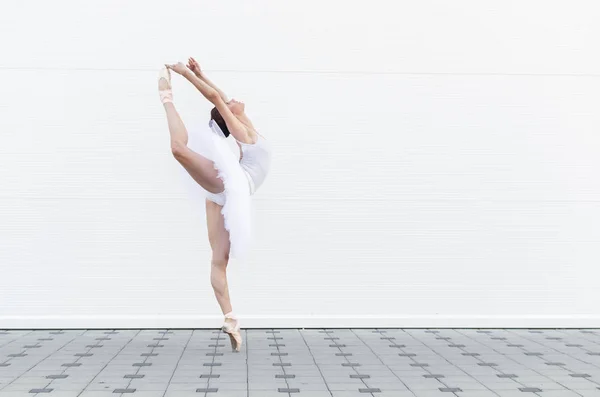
xmin=222 ymin=311 xmax=240 ymax=332
xmin=158 ymin=68 xmax=173 ymax=103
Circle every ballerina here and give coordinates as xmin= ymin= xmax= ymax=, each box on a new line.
xmin=157 ymin=58 xmax=272 ymax=351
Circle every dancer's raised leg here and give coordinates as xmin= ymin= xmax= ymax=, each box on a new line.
xmin=158 ymin=68 xmax=224 ymax=194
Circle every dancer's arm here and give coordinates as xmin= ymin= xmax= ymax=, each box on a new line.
xmin=187 ymin=57 xmax=229 ymax=102
xmin=166 ymin=63 xmax=251 ymax=143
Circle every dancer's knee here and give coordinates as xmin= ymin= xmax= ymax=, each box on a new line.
xmin=211 ymin=255 xmax=229 ymax=270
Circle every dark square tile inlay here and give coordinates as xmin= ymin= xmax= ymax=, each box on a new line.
xmin=410 ymin=363 xmax=429 ymax=367
xmin=196 ymin=388 xmax=218 ymax=393
xmin=519 ymin=387 xmax=542 ymax=392
xmin=278 ymin=388 xmax=300 ymax=393
xmin=199 ymin=374 xmax=220 ymax=378
xmin=350 ymin=374 xmax=370 ymax=379
xmin=46 ymin=374 xmax=69 ymax=379
xmin=424 ymin=374 xmax=445 ymax=378
xmin=124 ymin=374 xmax=145 ymax=379
xmin=275 ymin=374 xmax=295 ymax=379
xmin=570 ymin=374 xmax=591 ymax=378
xmin=113 ymin=389 xmax=135 ymax=393
xmin=497 ymin=374 xmax=518 ymax=378
xmin=440 ymin=388 xmax=462 ymax=392
xmin=336 ymin=353 xmax=353 ymax=356
xmin=359 ymin=388 xmax=381 ymax=393
xmin=342 ymin=363 xmax=361 ymax=367
xmin=29 ymin=389 xmax=53 ymax=393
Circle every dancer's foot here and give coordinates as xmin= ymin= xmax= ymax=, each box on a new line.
xmin=158 ymin=67 xmax=173 ymax=104
xmin=222 ymin=312 xmax=242 ymax=352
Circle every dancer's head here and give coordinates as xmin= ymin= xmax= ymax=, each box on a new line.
xmin=210 ymin=107 xmax=230 ymax=137
xmin=210 ymin=99 xmax=246 ymax=138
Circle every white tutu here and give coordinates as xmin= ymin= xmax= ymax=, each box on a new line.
xmin=184 ymin=120 xmax=253 ymax=260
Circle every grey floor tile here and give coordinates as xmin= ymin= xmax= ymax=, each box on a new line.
xmin=3 ymin=328 xmax=600 ymax=396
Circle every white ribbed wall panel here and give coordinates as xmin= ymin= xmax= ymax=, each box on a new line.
xmin=1 ymin=0 xmax=599 ymax=328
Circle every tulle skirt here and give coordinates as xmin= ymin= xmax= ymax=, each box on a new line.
xmin=184 ymin=121 xmax=253 ymax=260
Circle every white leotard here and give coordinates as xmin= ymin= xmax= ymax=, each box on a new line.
xmin=237 ymin=134 xmax=271 ymax=194
xmin=208 ymin=120 xmax=272 ymax=194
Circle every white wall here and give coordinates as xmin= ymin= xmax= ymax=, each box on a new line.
xmin=1 ymin=0 xmax=599 ymax=328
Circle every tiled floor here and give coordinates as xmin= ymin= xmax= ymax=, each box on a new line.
xmin=1 ymin=329 xmax=600 ymax=397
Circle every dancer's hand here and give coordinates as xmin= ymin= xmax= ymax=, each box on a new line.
xmin=187 ymin=57 xmax=202 ymax=77
xmin=166 ymin=62 xmax=189 ymax=76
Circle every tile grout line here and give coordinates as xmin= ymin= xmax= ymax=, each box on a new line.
xmin=454 ymin=329 xmax=577 ymax=396
xmin=162 ymin=329 xmax=193 ymax=397
xmin=76 ymin=329 xmax=141 ymax=397
xmin=0 ymin=329 xmax=85 ymax=394
xmin=451 ymin=329 xmax=538 ymax=395
xmin=352 ymin=329 xmax=417 ymax=397
xmin=298 ymin=328 xmax=334 ymax=397
xmin=399 ymin=329 xmax=467 ymax=396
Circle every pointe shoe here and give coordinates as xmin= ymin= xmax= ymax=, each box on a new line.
xmin=221 ymin=312 xmax=242 ymax=352
xmin=158 ymin=67 xmax=173 ymax=103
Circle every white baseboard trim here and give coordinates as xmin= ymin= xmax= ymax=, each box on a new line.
xmin=1 ymin=315 xmax=599 ymax=329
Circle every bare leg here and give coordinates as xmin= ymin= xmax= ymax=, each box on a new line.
xmin=206 ymin=199 xmax=233 ymax=314
xmin=206 ymin=199 xmax=242 ymax=351
xmin=160 ymin=78 xmax=224 ymax=194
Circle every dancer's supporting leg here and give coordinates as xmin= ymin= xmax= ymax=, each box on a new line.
xmin=207 ymin=199 xmax=241 ymax=351
xmin=206 ymin=200 xmax=233 ymax=314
